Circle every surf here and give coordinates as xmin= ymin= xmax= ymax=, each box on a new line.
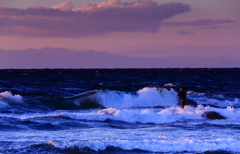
xmin=40 ymin=87 xmax=179 ymax=110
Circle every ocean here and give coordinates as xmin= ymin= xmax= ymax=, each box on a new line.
xmin=0 ymin=68 xmax=239 ymax=154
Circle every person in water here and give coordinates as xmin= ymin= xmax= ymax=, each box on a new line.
xmin=178 ymin=87 xmax=187 ymax=108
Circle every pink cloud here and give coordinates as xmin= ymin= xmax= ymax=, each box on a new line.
xmin=0 ymin=0 xmax=191 ymax=38
xmin=52 ymin=0 xmax=74 ymax=11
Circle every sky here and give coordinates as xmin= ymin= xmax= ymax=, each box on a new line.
xmin=0 ymin=0 xmax=240 ymax=62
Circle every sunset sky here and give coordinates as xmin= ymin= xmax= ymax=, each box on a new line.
xmin=0 ymin=0 xmax=240 ymax=60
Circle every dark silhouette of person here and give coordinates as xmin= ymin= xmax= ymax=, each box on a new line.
xmin=178 ymin=87 xmax=187 ymax=108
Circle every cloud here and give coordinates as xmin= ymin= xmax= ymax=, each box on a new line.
xmin=0 ymin=0 xmax=191 ymax=38
xmin=162 ymin=18 xmax=235 ymax=28
xmin=52 ymin=0 xmax=74 ymax=11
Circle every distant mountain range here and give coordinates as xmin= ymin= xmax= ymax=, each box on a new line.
xmin=0 ymin=48 xmax=239 ymax=68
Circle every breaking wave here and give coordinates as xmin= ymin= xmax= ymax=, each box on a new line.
xmin=0 ymin=91 xmax=23 ymax=108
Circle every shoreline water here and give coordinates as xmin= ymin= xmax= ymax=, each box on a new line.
xmin=0 ymin=68 xmax=239 ymax=153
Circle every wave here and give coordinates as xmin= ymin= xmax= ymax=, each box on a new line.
xmin=41 ymin=87 xmax=179 ymax=110
xmin=3 ymin=141 xmax=238 ymax=154
xmin=48 ymin=138 xmax=240 ymax=154
xmin=40 ymin=86 xmax=240 ymax=110
xmin=7 ymin=105 xmax=239 ymax=125
xmin=61 ymin=105 xmax=239 ymax=123
xmin=97 ymin=87 xmax=178 ymax=108
xmin=2 ymin=87 xmax=239 ymax=112
xmin=0 ymin=142 xmax=68 ymax=154
xmin=0 ymin=91 xmax=23 ymax=108
xmin=187 ymin=91 xmax=240 ymax=107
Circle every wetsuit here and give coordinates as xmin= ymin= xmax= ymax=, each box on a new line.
xmin=178 ymin=91 xmax=187 ymax=108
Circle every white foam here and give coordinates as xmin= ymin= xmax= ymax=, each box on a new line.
xmin=4 ymin=105 xmax=238 ymax=123
xmin=0 ymin=91 xmax=23 ymax=108
xmin=50 ymin=137 xmax=240 ymax=153
xmin=163 ymin=83 xmax=176 ymax=87
xmin=2 ymin=104 xmax=239 ymax=125
xmin=2 ymin=121 xmax=239 ymax=153
xmin=0 ymin=91 xmax=23 ymax=102
xmin=16 ymin=105 xmax=234 ymax=124
xmin=95 ymin=87 xmax=178 ymax=108
xmin=1 ymin=104 xmax=240 ymax=153
xmin=202 ymin=105 xmax=240 ymax=119
xmin=2 ymin=124 xmax=239 ymax=153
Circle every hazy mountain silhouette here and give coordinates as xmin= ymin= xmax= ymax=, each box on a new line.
xmin=0 ymin=48 xmax=239 ymax=68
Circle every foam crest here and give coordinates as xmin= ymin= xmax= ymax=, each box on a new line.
xmin=51 ymin=105 xmax=239 ymax=124
xmin=2 ymin=105 xmax=239 ymax=124
xmin=50 ymin=138 xmax=240 ymax=153
xmin=201 ymin=105 xmax=239 ymax=119
xmin=0 ymin=91 xmax=23 ymax=102
xmin=95 ymin=87 xmax=178 ymax=108
xmin=0 ymin=91 xmax=23 ymax=108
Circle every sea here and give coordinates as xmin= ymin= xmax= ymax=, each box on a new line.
xmin=0 ymin=68 xmax=239 ymax=154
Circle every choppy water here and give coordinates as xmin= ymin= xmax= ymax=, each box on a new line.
xmin=0 ymin=68 xmax=240 ymax=154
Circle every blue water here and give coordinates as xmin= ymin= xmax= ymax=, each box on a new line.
xmin=0 ymin=68 xmax=240 ymax=154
